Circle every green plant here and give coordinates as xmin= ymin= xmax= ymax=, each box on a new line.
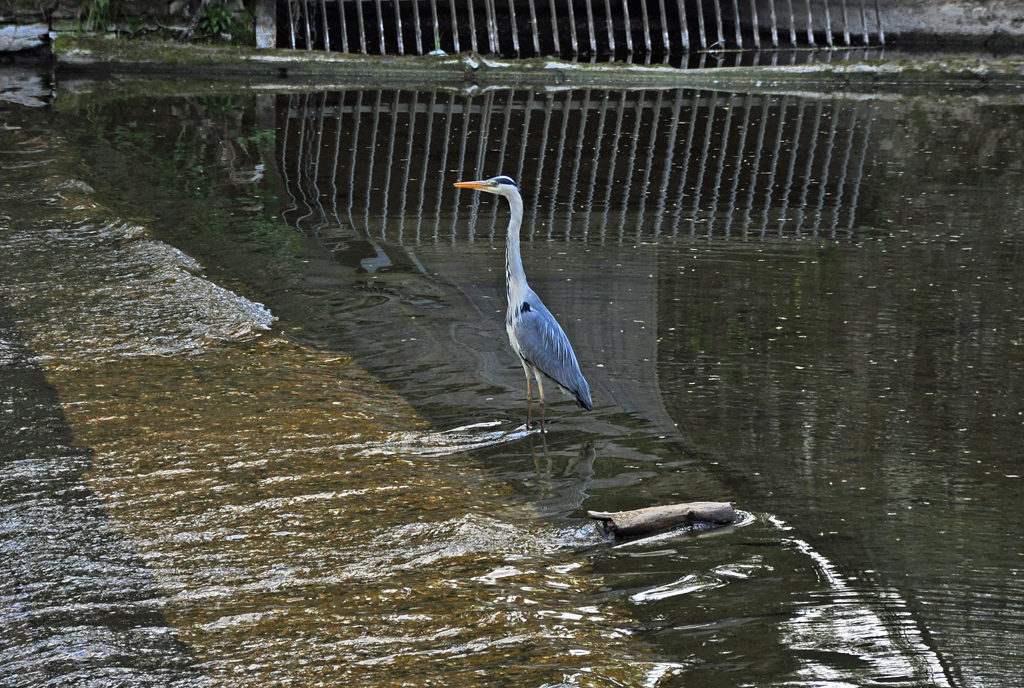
xmin=198 ymin=1 xmax=235 ymax=35
xmin=83 ymin=0 xmax=117 ymax=31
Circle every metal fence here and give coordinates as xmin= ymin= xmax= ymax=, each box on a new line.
xmin=276 ymin=89 xmax=875 ymax=247
xmin=281 ymin=0 xmax=885 ymax=55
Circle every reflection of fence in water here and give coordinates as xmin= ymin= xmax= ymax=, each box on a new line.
xmin=278 ymin=90 xmax=874 ymax=246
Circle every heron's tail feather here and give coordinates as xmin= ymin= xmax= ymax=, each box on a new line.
xmin=573 ymin=385 xmax=593 ymax=411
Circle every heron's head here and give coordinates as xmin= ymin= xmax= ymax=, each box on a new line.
xmin=453 ymin=176 xmax=519 ymax=197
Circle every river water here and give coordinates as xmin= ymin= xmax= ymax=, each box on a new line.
xmin=1 ymin=72 xmax=1022 ymax=687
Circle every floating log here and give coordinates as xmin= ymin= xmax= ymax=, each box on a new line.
xmin=588 ymin=501 xmax=736 ymax=538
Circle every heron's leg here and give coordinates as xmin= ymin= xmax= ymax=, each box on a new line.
xmin=534 ymin=372 xmax=547 ymax=432
xmin=521 ymin=360 xmax=533 ymax=427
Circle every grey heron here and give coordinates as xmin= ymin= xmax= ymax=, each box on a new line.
xmin=454 ymin=175 xmax=592 ymax=430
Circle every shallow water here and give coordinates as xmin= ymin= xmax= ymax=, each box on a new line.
xmin=1 ymin=78 xmax=1022 ymax=686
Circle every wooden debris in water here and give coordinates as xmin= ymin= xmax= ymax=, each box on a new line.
xmin=588 ymin=501 xmax=736 ymax=538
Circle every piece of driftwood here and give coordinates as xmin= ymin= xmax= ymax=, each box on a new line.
xmin=588 ymin=502 xmax=736 ymax=538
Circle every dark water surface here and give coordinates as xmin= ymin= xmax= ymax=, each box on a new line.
xmin=1 ymin=79 xmax=1022 ymax=686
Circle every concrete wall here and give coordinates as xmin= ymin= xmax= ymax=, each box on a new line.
xmin=879 ymin=0 xmax=1024 ymax=41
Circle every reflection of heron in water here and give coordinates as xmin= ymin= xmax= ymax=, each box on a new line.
xmin=454 ymin=176 xmax=592 ymax=430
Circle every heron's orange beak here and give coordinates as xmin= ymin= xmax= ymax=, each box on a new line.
xmin=453 ymin=180 xmax=490 ymax=190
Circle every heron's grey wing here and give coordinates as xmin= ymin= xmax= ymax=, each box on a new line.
xmin=512 ymin=300 xmax=593 ymax=410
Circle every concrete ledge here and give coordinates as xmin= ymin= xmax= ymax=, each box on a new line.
xmin=0 ymin=22 xmax=47 ymax=51
xmin=52 ymin=36 xmax=1024 ymax=95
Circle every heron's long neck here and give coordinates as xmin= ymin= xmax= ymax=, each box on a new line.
xmin=505 ymin=191 xmax=529 ymax=308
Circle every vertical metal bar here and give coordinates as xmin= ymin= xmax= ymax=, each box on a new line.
xmin=527 ymin=0 xmax=542 ymax=53
xmin=355 ymin=0 xmax=367 ymax=52
xmin=767 ymin=0 xmax=779 ymax=47
xmin=301 ymin=0 xmax=313 ymax=49
xmin=859 ymin=0 xmax=869 ymax=44
xmin=655 ymin=0 xmax=670 ymax=52
xmin=733 ymin=0 xmax=744 ymax=48
xmin=749 ymin=0 xmax=762 ymax=49
xmin=483 ymin=0 xmax=499 ymax=53
xmin=448 ymin=0 xmax=460 ymax=52
xmin=639 ymin=0 xmax=653 ymax=53
xmin=712 ymin=0 xmax=729 ymax=47
xmin=428 ymin=0 xmax=440 ymax=51
xmin=675 ymin=0 xmax=689 ymax=51
xmin=336 ymin=0 xmax=349 ymax=52
xmin=468 ymin=0 xmax=480 ymax=52
xmin=874 ymin=0 xmax=885 ymax=44
xmin=621 ymin=0 xmax=634 ymax=53
xmin=548 ymin=0 xmax=561 ymax=54
xmin=584 ymin=0 xmax=598 ymax=54
xmin=287 ymin=0 xmax=297 ymax=48
xmin=565 ymin=0 xmax=579 ymax=54
xmin=605 ymin=0 xmax=617 ymax=53
xmin=695 ymin=0 xmax=708 ymax=49
xmin=373 ymin=0 xmax=386 ymax=53
xmin=786 ymin=0 xmax=797 ymax=45
xmin=412 ymin=0 xmax=424 ymax=53
xmin=507 ymin=0 xmax=521 ymax=54
xmin=823 ymin=0 xmax=834 ymax=47
xmin=320 ymin=0 xmax=331 ymax=50
xmin=840 ymin=0 xmax=850 ymax=45
xmin=804 ymin=0 xmax=815 ymax=45
xmin=711 ymin=0 xmax=725 ymax=47
xmin=392 ymin=0 xmax=405 ymax=54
